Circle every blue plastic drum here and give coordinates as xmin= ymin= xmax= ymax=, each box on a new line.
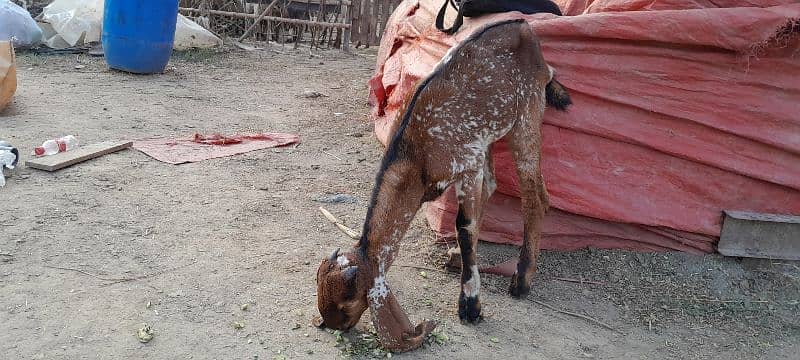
xmin=102 ymin=0 xmax=180 ymax=74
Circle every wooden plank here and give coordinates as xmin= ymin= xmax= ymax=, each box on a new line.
xmin=350 ymin=0 xmax=362 ymax=46
xmin=371 ymin=0 xmax=380 ymax=46
xmin=341 ymin=2 xmax=351 ymax=52
xmin=26 ymin=141 xmax=133 ymax=172
xmin=359 ymin=0 xmax=370 ymax=47
xmin=718 ymin=210 xmax=800 ymax=260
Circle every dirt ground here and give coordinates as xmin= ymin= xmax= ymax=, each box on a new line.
xmin=2 ymin=45 xmax=798 ymax=360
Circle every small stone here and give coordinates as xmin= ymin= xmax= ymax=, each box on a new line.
xmin=136 ymin=324 xmax=154 ymax=343
xmin=241 ymin=303 xmax=249 ymax=311
xmin=301 ymin=90 xmax=326 ymax=98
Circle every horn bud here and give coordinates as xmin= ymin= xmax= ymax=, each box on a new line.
xmin=343 ymin=266 xmax=358 ymax=281
xmin=329 ymin=248 xmax=340 ymax=262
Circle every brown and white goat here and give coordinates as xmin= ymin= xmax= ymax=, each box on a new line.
xmin=316 ymin=19 xmax=571 ymax=352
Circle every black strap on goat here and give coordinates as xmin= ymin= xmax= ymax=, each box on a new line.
xmin=436 ymin=1 xmax=564 ymax=35
xmin=436 ymin=0 xmax=465 ymax=35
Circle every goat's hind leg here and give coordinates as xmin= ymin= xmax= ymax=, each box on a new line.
xmin=454 ymin=169 xmax=489 ymax=323
xmin=506 ymin=120 xmax=549 ymax=298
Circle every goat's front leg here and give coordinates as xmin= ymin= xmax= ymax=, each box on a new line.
xmin=454 ymin=170 xmax=488 ymax=323
xmin=506 ymin=120 xmax=549 ymax=298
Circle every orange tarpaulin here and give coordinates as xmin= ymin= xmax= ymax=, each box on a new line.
xmin=369 ymin=0 xmax=800 ymax=254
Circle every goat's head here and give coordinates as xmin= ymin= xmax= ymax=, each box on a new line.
xmin=316 ymin=248 xmax=369 ymax=330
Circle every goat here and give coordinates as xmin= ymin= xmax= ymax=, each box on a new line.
xmin=316 ymin=19 xmax=571 ymax=352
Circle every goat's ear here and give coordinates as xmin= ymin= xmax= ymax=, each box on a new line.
xmin=343 ymin=266 xmax=358 ymax=282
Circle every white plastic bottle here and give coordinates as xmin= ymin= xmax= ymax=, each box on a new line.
xmin=34 ymin=135 xmax=79 ymax=157
xmin=60 ymin=135 xmax=79 ymax=151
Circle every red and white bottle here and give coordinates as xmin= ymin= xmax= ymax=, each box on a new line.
xmin=34 ymin=135 xmax=79 ymax=157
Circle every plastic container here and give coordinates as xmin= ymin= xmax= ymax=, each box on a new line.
xmin=34 ymin=135 xmax=78 ymax=157
xmin=102 ymin=0 xmax=180 ymax=74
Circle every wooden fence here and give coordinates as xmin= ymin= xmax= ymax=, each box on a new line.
xmin=179 ymin=0 xmax=403 ymax=49
xmin=349 ymin=0 xmax=402 ymax=48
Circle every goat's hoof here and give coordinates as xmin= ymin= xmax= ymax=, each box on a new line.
xmin=458 ymin=293 xmax=482 ymax=324
xmin=509 ymin=274 xmax=531 ymax=299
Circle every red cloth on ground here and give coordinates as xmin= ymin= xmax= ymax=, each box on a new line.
xmin=134 ymin=133 xmax=300 ymax=164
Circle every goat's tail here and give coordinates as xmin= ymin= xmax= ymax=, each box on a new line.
xmin=544 ymin=65 xmax=571 ymax=111
xmin=545 ymin=77 xmax=571 ymax=111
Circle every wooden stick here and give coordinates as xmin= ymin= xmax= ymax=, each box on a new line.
xmin=553 ymin=277 xmax=607 ymax=286
xmin=44 ymin=261 xmax=198 ymax=285
xmin=335 ymin=223 xmax=361 ymax=239
xmin=237 ymin=0 xmax=279 ymax=42
xmin=319 ymin=207 xmax=340 ymax=223
xmin=396 ymin=264 xmax=445 ymax=273
xmin=322 ymin=150 xmax=343 ymax=161
xmin=530 ymin=299 xmax=616 ymax=332
xmin=44 ymin=265 xmax=123 ymax=281
xmin=677 ymin=297 xmax=770 ymax=304
xmin=319 ymin=207 xmax=361 ymax=239
xmin=180 ymin=8 xmax=352 ymax=29
xmin=102 ymin=261 xmax=198 ymax=286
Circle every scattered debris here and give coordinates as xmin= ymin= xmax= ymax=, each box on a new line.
xmin=240 ymin=303 xmax=250 ymax=311
xmin=137 ymin=324 xmax=154 ymax=343
xmin=301 ymin=90 xmax=327 ymax=98
xmin=233 ymin=321 xmax=245 ymax=330
xmin=489 ymin=337 xmax=499 ymax=343
xmin=314 ymin=194 xmax=358 ymax=204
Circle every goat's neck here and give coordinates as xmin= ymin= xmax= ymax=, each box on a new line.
xmin=357 ymin=158 xmax=424 ymax=277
